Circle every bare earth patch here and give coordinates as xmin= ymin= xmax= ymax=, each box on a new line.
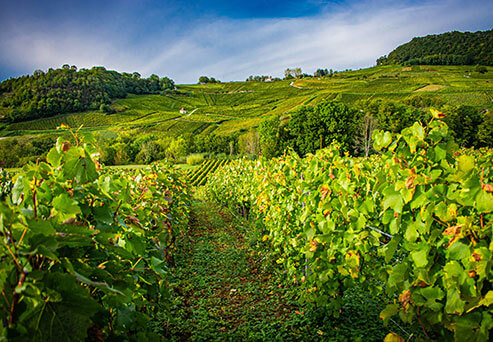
xmin=415 ymin=84 xmax=445 ymax=92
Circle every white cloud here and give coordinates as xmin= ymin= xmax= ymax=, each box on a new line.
xmin=0 ymin=0 xmax=491 ymax=83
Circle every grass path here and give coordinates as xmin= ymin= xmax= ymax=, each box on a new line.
xmin=153 ymin=200 xmax=416 ymax=341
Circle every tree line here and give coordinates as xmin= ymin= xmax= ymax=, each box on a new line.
xmin=0 ymin=65 xmax=175 ymax=122
xmin=377 ymin=30 xmax=493 ymax=66
xmin=255 ymin=97 xmax=492 ymax=159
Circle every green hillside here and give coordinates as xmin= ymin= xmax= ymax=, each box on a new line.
xmin=377 ymin=30 xmax=493 ymax=66
xmin=1 ymin=64 xmax=492 ymax=167
xmin=0 ymin=65 xmax=175 ymax=122
xmin=2 ymin=65 xmax=492 ymax=136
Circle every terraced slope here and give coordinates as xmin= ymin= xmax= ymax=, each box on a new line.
xmin=1 ymin=65 xmax=492 ymax=139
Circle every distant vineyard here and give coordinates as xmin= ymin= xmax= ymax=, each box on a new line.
xmin=7 ymin=111 xmax=138 ymax=131
xmin=188 ymin=159 xmax=229 ymax=186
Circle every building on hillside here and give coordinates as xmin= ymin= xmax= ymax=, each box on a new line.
xmin=180 ymin=108 xmax=187 ymax=114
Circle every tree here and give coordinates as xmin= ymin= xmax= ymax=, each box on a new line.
xmin=477 ymin=111 xmax=493 ymax=147
xmin=314 ymin=68 xmax=329 ymax=77
xmin=443 ymin=105 xmax=483 ymax=147
xmin=355 ymin=113 xmax=377 ymax=157
xmin=283 ymin=100 xmax=359 ymax=156
xmin=238 ymin=129 xmax=260 ymax=155
xmin=198 ymin=76 xmax=209 ymax=84
xmin=284 ymin=68 xmax=302 ymax=80
xmin=376 ymin=56 xmax=388 ymax=65
xmin=167 ymin=138 xmax=187 ymax=161
xmin=258 ymin=116 xmax=280 ymax=158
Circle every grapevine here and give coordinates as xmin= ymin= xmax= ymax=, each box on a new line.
xmin=206 ymin=114 xmax=493 ymax=341
xmin=0 ymin=127 xmax=191 ymax=340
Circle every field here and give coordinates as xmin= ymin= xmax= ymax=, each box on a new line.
xmin=1 ymin=65 xmax=491 ymax=141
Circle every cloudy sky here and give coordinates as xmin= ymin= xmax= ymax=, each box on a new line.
xmin=0 ymin=0 xmax=491 ymax=84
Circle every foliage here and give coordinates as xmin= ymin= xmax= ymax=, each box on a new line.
xmin=358 ymin=99 xmax=431 ymax=133
xmin=0 ymin=66 xmax=175 ymax=122
xmin=0 ymin=169 xmax=13 ymax=200
xmin=206 ymin=114 xmax=493 ymax=341
xmin=378 ymin=30 xmax=493 ymax=66
xmin=282 ymin=100 xmax=359 ymax=156
xmin=284 ymin=68 xmax=303 ymax=79
xmin=314 ymin=68 xmax=333 ymax=77
xmin=0 ymin=127 xmax=191 ymax=340
xmin=156 ymin=200 xmax=415 ymax=341
xmin=186 ymin=153 xmax=205 ymax=165
xmin=442 ymin=105 xmax=483 ymax=147
xmin=246 ymin=75 xmax=279 ymax=82
xmin=0 ymin=136 xmax=57 ymax=168
xmin=258 ymin=116 xmax=281 ymax=158
xmin=198 ymin=76 xmax=220 ymax=84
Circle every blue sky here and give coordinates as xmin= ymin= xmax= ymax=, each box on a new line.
xmin=0 ymin=0 xmax=491 ymax=83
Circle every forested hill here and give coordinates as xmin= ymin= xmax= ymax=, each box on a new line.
xmin=0 ymin=65 xmax=175 ymax=122
xmin=377 ymin=30 xmax=493 ymax=66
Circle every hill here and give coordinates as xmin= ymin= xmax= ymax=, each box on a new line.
xmin=377 ymin=30 xmax=493 ymax=66
xmin=0 ymin=65 xmax=175 ymax=122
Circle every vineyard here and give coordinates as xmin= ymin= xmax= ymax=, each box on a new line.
xmin=187 ymin=159 xmax=229 ymax=186
xmin=1 ymin=114 xmax=492 ymax=341
xmin=205 ymin=113 xmax=493 ymax=341
xmin=3 ymin=65 xmax=492 ymax=140
xmin=0 ymin=127 xmax=191 ymax=340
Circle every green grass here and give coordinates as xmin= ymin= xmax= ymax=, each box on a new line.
xmin=152 ymin=200 xmax=424 ymax=341
xmin=2 ymin=65 xmax=492 ymax=140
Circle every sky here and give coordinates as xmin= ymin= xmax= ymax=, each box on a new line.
xmin=0 ymin=0 xmax=491 ymax=84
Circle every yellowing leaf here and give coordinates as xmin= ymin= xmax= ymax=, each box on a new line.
xmin=430 ymin=108 xmax=446 ymax=119
xmin=384 ymin=332 xmax=404 ymax=342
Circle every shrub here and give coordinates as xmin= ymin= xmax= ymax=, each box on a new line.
xmin=186 ymin=153 xmax=205 ymax=165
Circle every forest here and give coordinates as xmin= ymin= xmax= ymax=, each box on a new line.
xmin=377 ymin=30 xmax=493 ymax=66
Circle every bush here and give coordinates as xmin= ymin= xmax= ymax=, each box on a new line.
xmin=186 ymin=153 xmax=205 ymax=165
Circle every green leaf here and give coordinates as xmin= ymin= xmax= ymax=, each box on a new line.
xmin=305 ymin=223 xmax=315 ymax=240
xmin=404 ymin=221 xmax=418 ymax=242
xmin=445 ymin=287 xmax=465 ymax=315
xmin=433 ymin=202 xmax=449 ymax=221
xmin=382 ymin=236 xmax=401 ymax=263
xmin=373 ymin=130 xmax=392 ymax=150
xmin=380 ymin=304 xmax=399 ymax=325
xmin=52 ymin=193 xmax=81 ymax=217
xmin=434 ymin=144 xmax=447 ymax=161
xmin=411 ymin=122 xmax=424 ymax=141
xmin=450 ymin=155 xmax=475 ymax=182
xmin=411 ymin=245 xmax=429 ymax=268
xmin=28 ymin=219 xmax=55 ymax=236
xmin=475 ymin=190 xmax=493 ymax=213
xmin=388 ymin=263 xmax=407 ymax=288
xmin=447 ymin=241 xmax=470 ymax=261
xmin=46 ymin=148 xmax=62 ymax=167
xmin=43 ymin=272 xmax=100 ymax=316
xmin=11 ymin=177 xmax=24 ymax=204
xmin=383 ymin=186 xmax=403 ymax=213
xmin=420 ymin=286 xmax=445 ymax=311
